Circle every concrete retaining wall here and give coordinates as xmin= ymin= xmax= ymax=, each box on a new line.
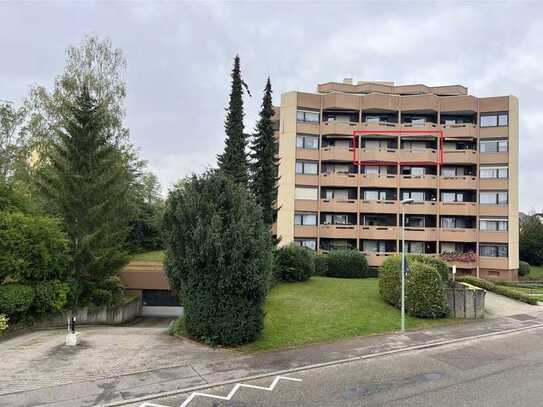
xmin=445 ymin=282 xmax=486 ymax=319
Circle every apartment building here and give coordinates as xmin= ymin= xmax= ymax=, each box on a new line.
xmin=272 ymin=79 xmax=519 ymax=280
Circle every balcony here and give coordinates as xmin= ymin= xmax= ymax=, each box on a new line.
xmin=360 ymin=225 xmax=398 ymax=240
xmin=401 ymin=122 xmax=439 ymax=132
xmin=319 ymin=199 xmax=357 ymax=212
xmin=296 ymin=148 xmax=319 ymax=161
xmin=441 ymin=123 xmax=477 ymax=138
xmin=404 ymin=201 xmax=438 ymax=214
xmin=439 ymin=228 xmax=477 ymax=242
xmin=296 ymin=121 xmax=320 ymax=135
xmin=319 ymin=224 xmax=358 ymax=239
xmin=294 ymin=199 xmax=318 ymax=212
xmin=479 ymin=256 xmax=509 ymax=270
xmin=479 ymin=152 xmax=509 ymax=165
xmin=321 ymin=146 xmax=354 ymax=162
xmin=479 ymin=178 xmax=508 ymax=190
xmin=404 ymin=227 xmax=438 ymax=241
xmin=443 ymin=149 xmax=477 ymax=165
xmin=321 ymin=121 xmax=359 ymax=136
xmin=479 ymin=230 xmax=508 ymax=243
xmin=363 ymin=252 xmax=396 ymax=267
xmin=479 ymin=204 xmax=509 ymax=217
xmin=400 ymin=174 xmax=437 ymax=188
xmin=360 ymin=121 xmax=399 ymax=132
xmin=360 ymin=200 xmax=399 ymax=214
xmin=295 ymin=174 xmax=319 ymax=186
xmin=360 ymin=173 xmax=397 ymax=188
xmin=321 ymin=172 xmax=358 ymax=187
xmin=439 ymin=176 xmax=477 ymax=189
xmin=294 ymin=225 xmax=318 ymax=238
xmin=399 ymin=148 xmax=438 ymax=163
xmin=358 ymin=147 xmax=398 ymax=162
xmin=442 ymin=258 xmax=477 ymax=270
xmin=439 ymin=202 xmax=477 ymax=216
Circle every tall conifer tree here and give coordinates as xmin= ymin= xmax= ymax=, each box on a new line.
xmin=250 ymin=78 xmax=278 ymax=225
xmin=37 ymin=87 xmax=131 ymax=305
xmin=218 ymin=55 xmax=250 ymax=186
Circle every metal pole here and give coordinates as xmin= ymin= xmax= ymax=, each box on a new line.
xmin=401 ymin=205 xmax=405 ymax=333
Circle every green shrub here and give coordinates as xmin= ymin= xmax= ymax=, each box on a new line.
xmin=519 ymin=261 xmax=531 ymax=277
xmin=90 ymin=288 xmax=113 ymax=307
xmin=0 ymin=283 xmax=34 ymax=321
xmin=406 ymin=262 xmax=448 ymax=318
xmin=458 ymin=276 xmax=539 ymax=305
xmin=98 ymin=276 xmax=124 ymax=305
xmin=31 ymin=281 xmax=70 ymax=318
xmin=409 ymin=255 xmax=449 ymax=281
xmin=0 ymin=314 xmax=7 ymax=333
xmin=274 ymin=244 xmax=314 ymax=282
xmin=314 ymin=253 xmax=328 ymax=276
xmin=378 ymin=256 xmax=402 ymax=307
xmin=0 ymin=211 xmax=69 ymax=283
xmin=163 ymin=172 xmax=272 ymax=346
xmin=326 ymin=250 xmax=369 ymax=278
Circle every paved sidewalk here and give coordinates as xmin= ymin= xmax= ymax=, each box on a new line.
xmin=484 ymin=291 xmax=540 ymax=317
xmin=2 ymin=310 xmax=543 ymax=407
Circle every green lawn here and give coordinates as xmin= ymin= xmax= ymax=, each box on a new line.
xmin=130 ymin=250 xmax=165 ymax=262
xmin=174 ymin=277 xmax=454 ymax=352
xmin=527 ymin=265 xmax=543 ymax=280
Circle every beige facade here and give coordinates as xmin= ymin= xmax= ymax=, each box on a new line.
xmin=273 ymin=79 xmax=519 ymax=280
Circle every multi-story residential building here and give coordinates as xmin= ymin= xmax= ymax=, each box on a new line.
xmin=272 ymin=79 xmax=519 ymax=280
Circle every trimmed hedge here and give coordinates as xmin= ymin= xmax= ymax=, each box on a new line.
xmin=406 ymin=262 xmax=448 ymax=318
xmin=457 ymin=276 xmax=539 ymax=305
xmin=274 ymin=244 xmax=314 ymax=282
xmin=314 ymin=253 xmax=328 ymax=276
xmin=519 ymin=261 xmax=530 ymax=277
xmin=378 ymin=256 xmax=402 ymax=308
xmin=409 ymin=255 xmax=449 ymax=281
xmin=378 ymin=256 xmax=448 ymax=318
xmin=0 ymin=283 xmax=35 ymax=322
xmin=326 ymin=250 xmax=369 ymax=279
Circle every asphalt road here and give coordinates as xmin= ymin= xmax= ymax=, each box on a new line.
xmin=132 ymin=326 xmax=543 ymax=407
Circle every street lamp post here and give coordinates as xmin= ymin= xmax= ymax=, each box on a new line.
xmin=400 ymin=198 xmax=414 ymax=333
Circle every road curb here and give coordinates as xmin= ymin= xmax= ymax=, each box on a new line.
xmin=101 ymin=321 xmax=543 ymax=406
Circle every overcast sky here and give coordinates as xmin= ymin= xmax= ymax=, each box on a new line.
xmin=1 ymin=1 xmax=542 ymax=211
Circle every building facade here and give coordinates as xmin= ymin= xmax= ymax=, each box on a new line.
xmin=272 ymin=79 xmax=519 ymax=280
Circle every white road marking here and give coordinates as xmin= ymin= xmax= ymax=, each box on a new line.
xmin=139 ymin=376 xmax=302 ymax=407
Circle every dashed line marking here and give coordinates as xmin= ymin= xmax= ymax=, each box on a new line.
xmin=139 ymin=375 xmax=302 ymax=407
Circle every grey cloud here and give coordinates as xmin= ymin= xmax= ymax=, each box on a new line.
xmin=1 ymin=1 xmax=542 ymax=210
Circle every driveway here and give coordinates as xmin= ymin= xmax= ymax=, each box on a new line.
xmin=484 ymin=291 xmax=541 ymax=318
xmin=0 ymin=318 xmax=236 ymax=406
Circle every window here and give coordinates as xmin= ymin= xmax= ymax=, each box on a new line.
xmin=410 ymin=167 xmax=425 ymax=176
xmin=364 ymin=165 xmax=394 ymax=175
xmin=294 ymin=239 xmax=316 ymax=251
xmin=480 ymin=191 xmax=508 ymax=205
xmin=480 ymin=166 xmax=508 ymax=179
xmin=296 ymin=110 xmax=320 ymax=123
xmin=294 ymin=212 xmax=317 ymax=226
xmin=440 ymin=242 xmax=456 ymax=253
xmin=480 ymin=245 xmax=508 ymax=257
xmin=322 ymin=213 xmax=352 ymax=225
xmin=441 ymin=217 xmax=470 ymax=229
xmin=441 ymin=217 xmax=455 ymax=229
xmin=402 ymin=140 xmax=428 ymax=150
xmin=405 ymin=216 xmax=425 ymax=227
xmin=323 ymin=189 xmax=350 ymax=200
xmin=442 ymin=191 xmax=464 ymax=203
xmin=295 ymin=186 xmax=318 ymax=200
xmin=364 ymin=190 xmax=388 ymax=201
xmin=402 ymin=191 xmax=425 ymax=202
xmin=480 ymin=139 xmax=508 ymax=153
xmin=442 ymin=167 xmax=459 ymax=177
xmin=296 ymin=134 xmax=319 ymax=149
xmin=406 ymin=241 xmax=424 ymax=254
xmin=363 ymin=240 xmax=386 ymax=253
xmin=480 ymin=219 xmax=508 ymax=231
xmin=480 ymin=113 xmax=508 ymax=127
xmin=296 ymin=160 xmax=318 ymax=175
